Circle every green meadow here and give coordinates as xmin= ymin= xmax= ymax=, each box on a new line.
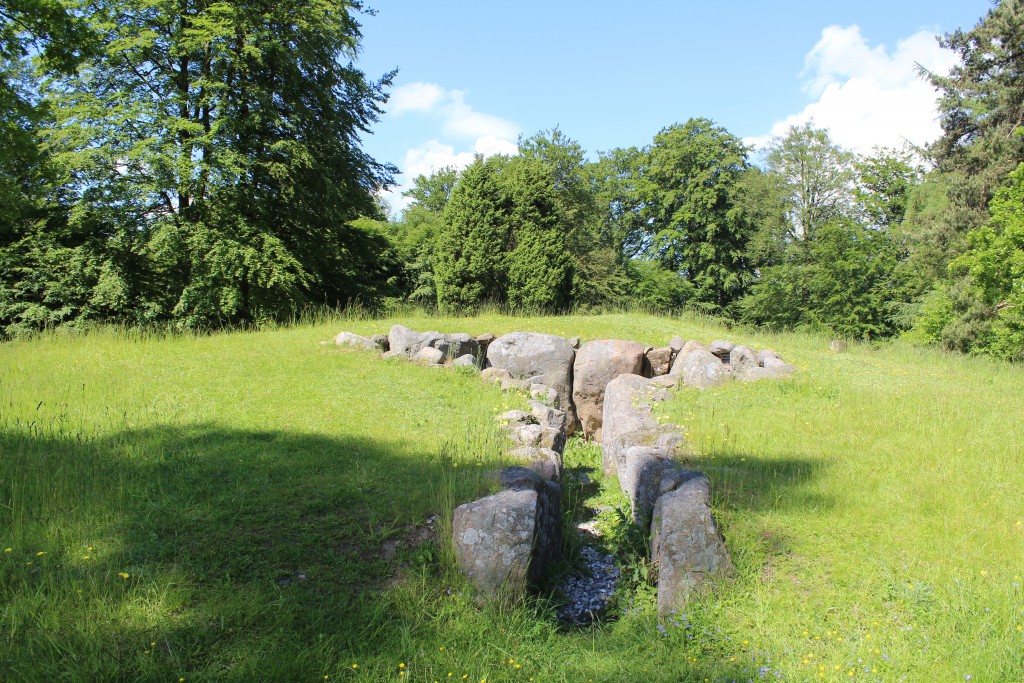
xmin=1 ymin=312 xmax=1022 ymax=682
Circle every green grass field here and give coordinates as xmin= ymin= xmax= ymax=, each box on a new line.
xmin=1 ymin=312 xmax=1022 ymax=682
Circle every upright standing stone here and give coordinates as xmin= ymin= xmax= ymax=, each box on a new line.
xmin=600 ymin=374 xmax=660 ymax=476
xmin=487 ymin=332 xmax=578 ymax=434
xmin=572 ymin=340 xmax=646 ymax=438
xmin=452 ymin=489 xmax=538 ymax=600
xmin=651 ymin=474 xmax=734 ymax=616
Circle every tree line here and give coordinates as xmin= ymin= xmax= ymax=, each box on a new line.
xmin=2 ymin=1 xmax=1023 ymax=360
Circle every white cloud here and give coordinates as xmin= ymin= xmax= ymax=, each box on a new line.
xmin=389 ymin=82 xmax=447 ymax=114
xmin=381 ymin=82 xmax=521 ymax=217
xmin=748 ymin=25 xmax=960 ymax=155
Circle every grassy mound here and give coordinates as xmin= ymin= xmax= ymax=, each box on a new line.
xmin=1 ymin=312 xmax=1021 ymax=681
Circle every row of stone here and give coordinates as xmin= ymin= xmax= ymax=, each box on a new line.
xmin=451 ymin=384 xmax=573 ymax=600
xmin=335 ymin=326 xmax=796 ymax=446
xmin=332 ymin=325 xmax=791 ymax=613
xmin=600 ymin=373 xmax=734 ymax=615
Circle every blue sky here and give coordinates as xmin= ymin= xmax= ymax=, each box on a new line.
xmin=352 ymin=1 xmax=991 ymax=213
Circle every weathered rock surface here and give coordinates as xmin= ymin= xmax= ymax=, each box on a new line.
xmin=649 ymin=374 xmax=681 ymax=390
xmin=501 ymin=378 xmax=532 ymax=392
xmin=530 ymin=401 xmax=568 ymax=434
xmin=487 ymin=333 xmax=578 ymax=434
xmin=506 ymin=447 xmax=563 ymax=482
xmin=371 ymin=334 xmax=390 ymax=352
xmin=673 ymin=349 xmax=733 ymax=389
xmin=452 ymin=488 xmax=537 ymax=600
xmin=677 ymin=340 xmax=706 ymax=359
xmin=415 ymin=347 xmax=446 ymax=365
xmin=453 ymin=354 xmax=478 ymax=368
xmin=389 ymin=324 xmax=441 ymax=356
xmin=530 ymin=383 xmax=559 ymax=406
xmin=481 ymin=367 xmax=512 ymax=385
xmin=729 ymin=344 xmax=759 ymax=380
xmin=830 ymin=339 xmax=848 ymax=353
xmin=600 ymin=374 xmax=661 ymax=476
xmin=476 ymin=332 xmax=495 ymax=354
xmin=510 ymin=424 xmax=544 ymax=448
xmin=669 ymin=336 xmax=686 ymax=352
xmin=333 ymin=332 xmax=378 ymax=350
xmin=573 ymin=340 xmax=646 ymax=438
xmin=452 ymin=467 xmax=562 ymax=600
xmin=645 ymin=346 xmax=674 ymax=377
xmin=433 ymin=333 xmax=480 ymax=361
xmin=756 ymin=349 xmax=781 ymax=366
xmin=618 ymin=445 xmax=673 ymax=525
xmin=388 ymin=325 xmax=479 ymax=361
xmin=497 ymin=467 xmax=562 ymax=582
xmin=708 ymin=340 xmax=735 ymax=360
xmin=651 ymin=474 xmax=734 ymax=615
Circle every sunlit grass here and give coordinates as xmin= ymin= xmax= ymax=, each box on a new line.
xmin=1 ymin=311 xmax=1022 ymax=681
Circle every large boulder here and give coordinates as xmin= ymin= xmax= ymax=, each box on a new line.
xmin=572 ymin=340 xmax=646 ymax=438
xmin=452 ymin=467 xmax=561 ymax=601
xmin=487 ymin=333 xmax=578 ymax=434
xmin=650 ymin=473 xmax=734 ymax=616
xmin=432 ymin=333 xmax=479 ymax=361
xmin=675 ymin=340 xmax=706 ymax=362
xmin=600 ymin=374 xmax=660 ymax=476
xmin=672 ymin=349 xmax=733 ymax=389
xmin=497 ymin=467 xmax=562 ymax=580
xmin=728 ymin=344 xmax=759 ymax=380
xmin=389 ymin=324 xmax=441 ymax=356
xmin=645 ymin=346 xmax=674 ymax=377
xmin=452 ymin=489 xmax=538 ymax=600
xmin=333 ymin=332 xmax=378 ymax=350
xmin=388 ymin=325 xmax=479 ymax=360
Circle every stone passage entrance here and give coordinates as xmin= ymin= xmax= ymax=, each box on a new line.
xmin=333 ymin=325 xmax=796 ymax=618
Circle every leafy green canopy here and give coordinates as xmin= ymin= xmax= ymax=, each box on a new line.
xmin=645 ymin=118 xmax=753 ymax=312
xmin=914 ymin=163 xmax=1024 ymax=359
xmin=902 ymin=0 xmax=1024 ymax=353
xmin=1 ymin=0 xmax=396 ymax=333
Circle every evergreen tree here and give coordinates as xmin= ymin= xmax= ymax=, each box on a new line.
xmin=504 ymin=158 xmax=573 ymax=311
xmin=435 ymin=157 xmax=509 ymax=310
xmin=434 ymin=155 xmax=571 ymax=312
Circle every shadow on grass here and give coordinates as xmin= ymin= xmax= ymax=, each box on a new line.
xmin=0 ymin=423 xmax=491 ymax=680
xmin=686 ymin=452 xmax=832 ymax=515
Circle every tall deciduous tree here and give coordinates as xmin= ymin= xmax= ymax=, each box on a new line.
xmin=646 ymin=118 xmax=752 ymax=311
xmin=34 ymin=0 xmax=394 ymax=329
xmin=764 ymin=122 xmax=855 ymax=240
